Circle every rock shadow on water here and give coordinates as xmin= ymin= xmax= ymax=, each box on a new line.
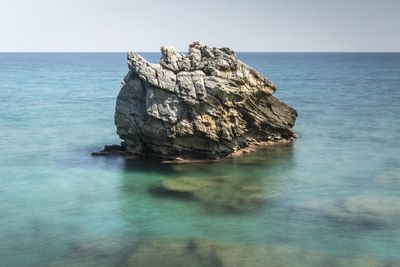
xmin=91 ymin=139 xmax=295 ymax=186
xmin=121 ymin=157 xmax=177 ymax=175
xmin=161 ymin=143 xmax=295 ymax=178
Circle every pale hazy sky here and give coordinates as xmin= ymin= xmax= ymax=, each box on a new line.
xmin=1 ymin=0 xmax=399 ymax=52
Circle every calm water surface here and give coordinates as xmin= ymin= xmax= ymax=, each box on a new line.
xmin=0 ymin=52 xmax=399 ymax=266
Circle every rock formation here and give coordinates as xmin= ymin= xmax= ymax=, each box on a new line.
xmin=113 ymin=41 xmax=297 ymax=160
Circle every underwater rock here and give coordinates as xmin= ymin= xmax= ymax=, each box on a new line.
xmin=373 ymin=167 xmax=400 ymax=185
xmin=123 ymin=239 xmax=325 ymax=267
xmin=50 ymin=238 xmax=129 ymax=267
xmin=295 ymin=195 xmax=400 ymax=226
xmin=113 ymin=41 xmax=297 ymax=160
xmin=123 ymin=239 xmax=395 ymax=267
xmin=50 ymin=238 xmax=400 ymax=267
xmin=152 ymin=176 xmax=271 ymax=213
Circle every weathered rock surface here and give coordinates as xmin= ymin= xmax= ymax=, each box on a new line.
xmin=114 ymin=41 xmax=297 ymax=160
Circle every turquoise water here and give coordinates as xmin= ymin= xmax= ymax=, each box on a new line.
xmin=0 ymin=52 xmax=400 ymax=266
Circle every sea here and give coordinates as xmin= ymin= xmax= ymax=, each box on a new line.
xmin=0 ymin=52 xmax=399 ymax=266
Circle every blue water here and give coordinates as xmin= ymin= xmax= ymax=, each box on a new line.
xmin=0 ymin=52 xmax=399 ymax=266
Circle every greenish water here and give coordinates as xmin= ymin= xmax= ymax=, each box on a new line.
xmin=0 ymin=53 xmax=399 ymax=266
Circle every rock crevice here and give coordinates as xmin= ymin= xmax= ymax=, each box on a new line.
xmin=114 ymin=41 xmax=297 ymax=160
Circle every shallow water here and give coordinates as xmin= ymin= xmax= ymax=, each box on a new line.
xmin=0 ymin=52 xmax=399 ymax=266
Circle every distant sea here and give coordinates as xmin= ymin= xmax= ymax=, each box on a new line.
xmin=0 ymin=52 xmax=399 ymax=266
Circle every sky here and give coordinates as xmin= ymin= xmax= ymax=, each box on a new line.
xmin=0 ymin=0 xmax=399 ymax=52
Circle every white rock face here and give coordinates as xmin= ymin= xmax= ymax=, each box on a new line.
xmin=114 ymin=41 xmax=297 ymax=160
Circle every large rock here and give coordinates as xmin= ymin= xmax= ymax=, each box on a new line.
xmin=114 ymin=41 xmax=297 ymax=160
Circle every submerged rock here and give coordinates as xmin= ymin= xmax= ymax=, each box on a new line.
xmin=50 ymin=237 xmax=400 ymax=267
xmin=123 ymin=239 xmax=395 ymax=267
xmin=50 ymin=238 xmax=129 ymax=267
xmin=373 ymin=167 xmax=400 ymax=185
xmin=152 ymin=176 xmax=272 ymax=213
xmin=295 ymin=195 xmax=400 ymax=227
xmin=114 ymin=41 xmax=297 ymax=160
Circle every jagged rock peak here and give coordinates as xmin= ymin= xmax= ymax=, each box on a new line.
xmin=113 ymin=41 xmax=297 ymax=160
